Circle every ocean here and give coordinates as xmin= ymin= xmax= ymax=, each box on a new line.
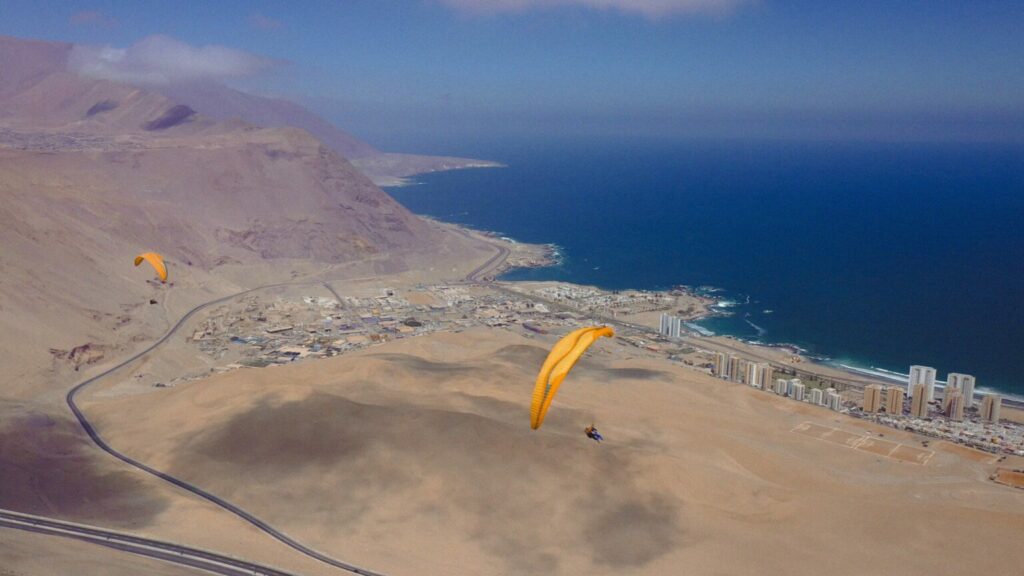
xmin=388 ymin=136 xmax=1024 ymax=397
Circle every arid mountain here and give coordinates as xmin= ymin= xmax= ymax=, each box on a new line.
xmin=1 ymin=34 xmax=500 ymax=184
xmin=154 ymin=80 xmax=382 ymax=159
xmin=137 ymin=73 xmax=501 ymax=186
xmin=0 ymin=34 xmax=486 ymax=394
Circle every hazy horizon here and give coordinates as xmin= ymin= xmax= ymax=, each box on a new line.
xmin=1 ymin=0 xmax=1022 ymax=153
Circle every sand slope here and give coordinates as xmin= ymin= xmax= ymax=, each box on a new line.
xmin=82 ymin=327 xmax=1024 ymax=576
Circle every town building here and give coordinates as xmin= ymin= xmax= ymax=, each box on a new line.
xmin=728 ymin=356 xmax=743 ymax=383
xmin=947 ymin=373 xmax=976 ymax=409
xmin=980 ymin=394 xmax=1002 ymax=423
xmin=863 ymin=384 xmax=884 ymax=413
xmin=943 ymin=390 xmax=965 ymax=422
xmin=714 ymin=352 xmax=729 ymax=379
xmin=826 ymin=390 xmax=843 ymax=411
xmin=810 ymin=388 xmax=824 ymax=406
xmin=744 ymin=362 xmax=760 ymax=388
xmin=886 ymin=387 xmax=905 ymax=415
xmin=743 ymin=362 xmax=772 ymax=389
xmin=910 ymin=383 xmax=929 ymax=419
xmin=908 ymin=365 xmax=936 ymax=402
xmin=658 ymin=313 xmax=684 ymax=338
xmin=758 ymin=364 xmax=773 ymax=390
xmin=774 ymin=378 xmax=789 ymax=396
xmin=789 ymin=381 xmax=805 ymax=402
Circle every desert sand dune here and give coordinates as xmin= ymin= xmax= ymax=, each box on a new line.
xmin=79 ymin=327 xmax=1024 ymax=576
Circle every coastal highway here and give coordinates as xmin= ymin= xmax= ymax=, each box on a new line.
xmin=0 ymin=509 xmax=298 ymax=576
xmin=51 ymin=238 xmax=512 ymax=575
xmin=445 ymin=225 xmax=512 ymax=283
xmin=466 ymin=242 xmax=510 ymax=282
xmin=64 ymin=278 xmax=389 ymax=576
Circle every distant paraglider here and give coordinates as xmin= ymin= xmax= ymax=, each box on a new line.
xmin=134 ymin=252 xmax=167 ymax=283
xmin=530 ymin=326 xmax=614 ymax=430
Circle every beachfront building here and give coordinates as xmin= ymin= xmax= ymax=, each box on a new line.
xmin=810 ymin=388 xmax=824 ymax=406
xmin=908 ymin=365 xmax=936 ymax=402
xmin=943 ymin=390 xmax=965 ymax=422
xmin=659 ymin=313 xmax=684 ymax=338
xmin=789 ymin=381 xmax=805 ymax=402
xmin=947 ymin=373 xmax=976 ymax=408
xmin=743 ymin=362 xmax=773 ymax=389
xmin=863 ymin=384 xmax=884 ymax=413
xmin=910 ymin=383 xmax=929 ymax=419
xmin=774 ymin=378 xmax=789 ymax=396
xmin=744 ymin=362 xmax=760 ymax=388
xmin=886 ymin=387 xmax=905 ymax=415
xmin=728 ymin=356 xmax=743 ymax=383
xmin=714 ymin=352 xmax=729 ymax=379
xmin=826 ymin=390 xmax=843 ymax=411
xmin=758 ymin=364 xmax=773 ymax=390
xmin=980 ymin=394 xmax=1002 ymax=423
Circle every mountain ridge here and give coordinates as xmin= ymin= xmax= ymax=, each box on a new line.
xmin=0 ymin=34 xmax=492 ymax=393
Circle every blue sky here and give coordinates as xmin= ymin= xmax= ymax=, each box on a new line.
xmin=2 ymin=1 xmax=1022 ymax=151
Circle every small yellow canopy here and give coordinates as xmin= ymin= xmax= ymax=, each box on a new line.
xmin=530 ymin=326 xmax=614 ymax=430
xmin=134 ymin=252 xmax=167 ymax=283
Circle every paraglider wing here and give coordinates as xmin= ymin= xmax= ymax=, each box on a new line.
xmin=134 ymin=252 xmax=168 ymax=283
xmin=530 ymin=326 xmax=614 ymax=429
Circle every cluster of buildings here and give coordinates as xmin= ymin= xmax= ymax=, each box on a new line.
xmin=712 ymin=352 xmax=844 ymax=411
xmin=529 ymin=283 xmax=677 ymax=316
xmin=855 ymin=365 xmax=1022 ymax=455
xmin=185 ymin=283 xmax=626 ymax=380
xmin=180 ymin=277 xmax=1024 ymax=457
xmin=862 ymin=365 xmax=1002 ymax=424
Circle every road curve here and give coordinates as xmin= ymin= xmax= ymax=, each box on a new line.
xmin=446 ymin=227 xmax=511 ymax=283
xmin=60 ymin=238 xmax=509 ymax=574
xmin=65 ymin=280 xmax=387 ymax=576
xmin=465 ymin=242 xmax=509 ymax=283
xmin=0 ymin=509 xmax=299 ymax=576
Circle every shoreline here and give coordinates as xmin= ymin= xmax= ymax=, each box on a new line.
xmin=470 ymin=229 xmax=1023 ymax=404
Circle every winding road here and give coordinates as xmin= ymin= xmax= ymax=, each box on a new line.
xmin=5 ymin=238 xmax=513 ymax=575
xmin=58 ymin=279 xmax=388 ymax=576
xmin=465 ymin=242 xmax=510 ymax=282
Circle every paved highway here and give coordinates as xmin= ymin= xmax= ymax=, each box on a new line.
xmin=0 ymin=509 xmax=299 ymax=576
xmin=465 ymin=242 xmax=510 ymax=282
xmin=36 ymin=236 xmax=889 ymax=575
xmin=447 ymin=227 xmax=511 ymax=283
xmin=52 ymin=239 xmax=514 ymax=575
xmin=64 ymin=279 xmax=387 ymax=576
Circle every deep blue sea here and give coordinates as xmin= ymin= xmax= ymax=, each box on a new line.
xmin=388 ymin=137 xmax=1024 ymax=396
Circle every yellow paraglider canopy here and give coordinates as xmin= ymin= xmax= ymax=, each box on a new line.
xmin=134 ymin=252 xmax=167 ymax=283
xmin=530 ymin=326 xmax=614 ymax=430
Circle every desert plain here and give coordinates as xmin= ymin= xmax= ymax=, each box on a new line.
xmin=7 ymin=286 xmax=1024 ymax=575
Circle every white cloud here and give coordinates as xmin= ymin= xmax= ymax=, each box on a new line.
xmin=68 ymin=35 xmax=274 ymax=85
xmin=438 ymin=0 xmax=748 ymax=18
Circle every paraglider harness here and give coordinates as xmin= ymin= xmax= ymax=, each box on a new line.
xmin=584 ymin=425 xmax=603 ymax=443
